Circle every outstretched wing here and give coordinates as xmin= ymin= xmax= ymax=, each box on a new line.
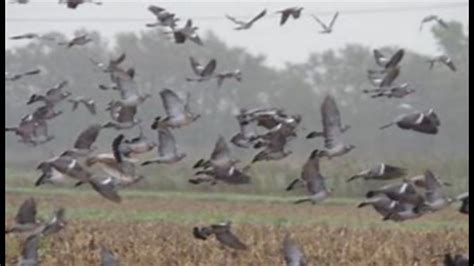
xmin=201 ymin=59 xmax=217 ymax=78
xmin=158 ymin=127 xmax=178 ymax=157
xmin=248 ymin=9 xmax=267 ymax=25
xmin=15 ymin=198 xmax=37 ymax=224
xmin=373 ymin=49 xmax=387 ymax=67
xmin=225 ymin=14 xmax=244 ymax=25
xmin=279 ymin=11 xmax=291 ymax=26
xmin=74 ymin=124 xmax=101 ymax=150
xmin=189 ymin=57 xmax=203 ymax=76
xmin=148 ymin=5 xmax=166 ymax=17
xmin=211 ymin=136 xmax=231 ymax=165
xmin=321 ymin=95 xmax=343 ymax=149
xmin=311 ymin=15 xmax=327 ymax=29
xmin=385 ymin=49 xmax=404 ymax=69
xmin=215 ymin=230 xmax=248 ymax=250
xmin=160 ymin=89 xmax=186 ymax=118
xmin=329 ymin=12 xmax=339 ymax=29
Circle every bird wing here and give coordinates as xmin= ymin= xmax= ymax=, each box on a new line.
xmin=329 ymin=12 xmax=339 ymax=29
xmin=82 ymin=99 xmax=97 ymax=115
xmin=321 ymin=95 xmax=342 ymax=149
xmin=112 ymin=134 xmax=125 ymax=163
xmin=311 ymin=15 xmax=327 ymax=30
xmin=442 ymin=57 xmax=457 ymax=71
xmin=89 ymin=178 xmax=122 ymax=203
xmin=23 ymin=69 xmax=41 ymax=76
xmin=306 ymin=171 xmax=327 ymax=195
xmin=379 ymin=67 xmax=400 ymax=87
xmin=225 ymin=14 xmax=244 ymax=25
xmin=423 ymin=169 xmax=443 ymax=191
xmin=15 ymin=198 xmax=37 ymax=224
xmin=215 ymin=229 xmax=248 ymax=250
xmin=189 ymin=57 xmax=203 ymax=76
xmin=373 ymin=49 xmax=387 ymax=67
xmin=73 ymin=124 xmax=101 ymax=150
xmin=110 ymin=52 xmax=126 ymax=67
xmin=160 ymin=89 xmax=186 ymax=118
xmin=248 ymin=9 xmax=267 ymax=25
xmin=201 ymin=59 xmax=217 ymax=78
xmin=385 ymin=49 xmax=404 ymax=69
xmin=279 ymin=11 xmax=291 ymax=26
xmin=157 ymin=127 xmax=178 ymax=157
xmin=301 ymin=155 xmax=320 ymax=183
xmin=148 ymin=5 xmax=165 ymax=17
xmin=211 ymin=136 xmax=231 ymax=165
xmin=20 ymin=234 xmax=40 ymax=263
xmin=383 ymin=164 xmax=407 ymax=177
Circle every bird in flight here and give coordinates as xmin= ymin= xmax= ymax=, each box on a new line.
xmin=311 ymin=12 xmax=339 ymax=34
xmin=225 ymin=9 xmax=267 ymax=30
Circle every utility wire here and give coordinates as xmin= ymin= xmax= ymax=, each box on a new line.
xmin=5 ymin=2 xmax=468 ymax=23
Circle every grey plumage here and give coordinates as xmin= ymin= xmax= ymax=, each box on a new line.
xmin=225 ymin=9 xmax=266 ymax=30
xmin=347 ymin=163 xmax=407 ymax=182
xmin=311 ymin=12 xmax=339 ymax=34
xmin=156 ymin=88 xmax=200 ymax=129
xmin=193 ymin=222 xmax=248 ymax=250
xmin=283 ymin=233 xmax=307 ymax=266
xmin=314 ymin=94 xmax=354 ymax=158
xmin=187 ymin=57 xmax=217 ymax=82
xmin=73 ymin=124 xmax=103 ymax=152
xmin=380 ymin=109 xmax=440 ymax=135
xmin=428 ymin=55 xmax=456 ymax=72
xmin=277 ymin=7 xmax=303 ymax=26
xmin=17 ymin=234 xmax=40 ymax=266
xmin=289 ymin=149 xmax=331 ymax=204
xmin=68 ymin=97 xmax=97 ymax=115
xmin=141 ymin=126 xmax=186 ymax=165
xmin=100 ymin=246 xmax=121 ymax=266
xmin=420 ymin=15 xmax=448 ymax=31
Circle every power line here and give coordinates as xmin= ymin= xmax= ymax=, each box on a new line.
xmin=5 ymin=2 xmax=468 ymax=23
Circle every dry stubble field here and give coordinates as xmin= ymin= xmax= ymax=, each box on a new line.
xmin=5 ymin=187 xmax=469 ymax=266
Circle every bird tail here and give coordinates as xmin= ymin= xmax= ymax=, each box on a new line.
xmin=346 ymin=175 xmax=361 ymax=183
xmin=379 ymin=122 xmax=394 ymax=130
xmin=285 ymin=178 xmax=301 ymax=191
xmin=35 ymin=174 xmax=47 ymax=187
xmin=362 ymin=88 xmax=380 ymax=94
xmin=141 ymin=160 xmax=159 ymax=166
xmin=306 ymin=131 xmax=323 ymax=139
xmin=193 ymin=158 xmax=205 ymax=169
xmin=5 ymin=127 xmax=16 ymax=132
xmin=293 ymin=198 xmax=312 ymax=204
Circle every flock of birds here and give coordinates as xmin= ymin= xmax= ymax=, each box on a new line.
xmin=5 ymin=2 xmax=469 ymax=266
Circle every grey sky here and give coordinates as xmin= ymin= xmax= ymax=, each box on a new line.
xmin=5 ymin=0 xmax=469 ymax=68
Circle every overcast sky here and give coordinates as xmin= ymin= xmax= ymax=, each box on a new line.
xmin=5 ymin=0 xmax=469 ymax=68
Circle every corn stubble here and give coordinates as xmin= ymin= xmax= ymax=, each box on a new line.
xmin=5 ymin=219 xmax=467 ymax=265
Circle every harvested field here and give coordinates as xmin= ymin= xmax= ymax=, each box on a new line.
xmin=5 ymin=189 xmax=469 ymax=265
